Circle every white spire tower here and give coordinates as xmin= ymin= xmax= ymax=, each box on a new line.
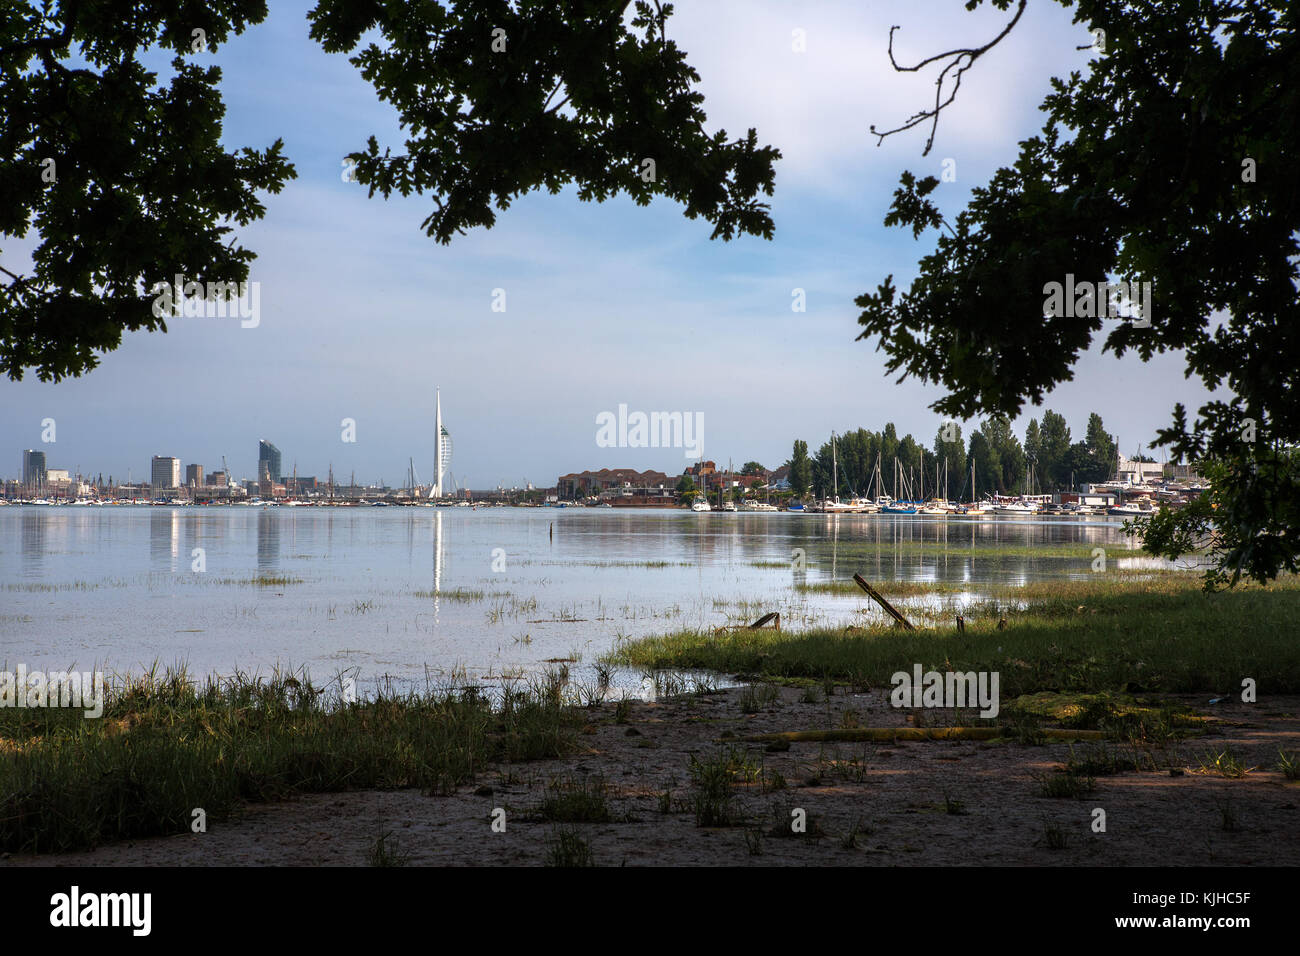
xmin=435 ymin=387 xmax=443 ymax=499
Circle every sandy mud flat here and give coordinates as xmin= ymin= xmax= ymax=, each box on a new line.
xmin=6 ymin=688 xmax=1298 ymax=867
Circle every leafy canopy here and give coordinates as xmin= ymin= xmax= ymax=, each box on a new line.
xmin=0 ymin=0 xmax=296 ymax=381
xmin=306 ymin=0 xmax=780 ymax=244
xmin=856 ymin=0 xmax=1299 ymax=586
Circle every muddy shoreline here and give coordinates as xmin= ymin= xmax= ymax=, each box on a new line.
xmin=5 ymin=686 xmax=1297 ymax=867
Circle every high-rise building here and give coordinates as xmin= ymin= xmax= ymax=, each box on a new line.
xmin=258 ymin=440 xmax=282 ymax=483
xmin=22 ymin=449 xmax=46 ymax=488
xmin=151 ymin=456 xmax=181 ymax=490
xmin=185 ymin=464 xmax=204 ymax=488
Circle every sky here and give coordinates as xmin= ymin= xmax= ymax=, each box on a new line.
xmin=0 ymin=0 xmax=1220 ymax=490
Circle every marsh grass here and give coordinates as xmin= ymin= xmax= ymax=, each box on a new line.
xmin=0 ymin=665 xmax=579 ymax=854
xmin=368 ymin=820 xmax=411 ymax=866
xmin=1278 ymin=749 xmax=1299 ymax=779
xmin=531 ymin=775 xmax=615 ymax=823
xmin=739 ymin=682 xmax=781 ymax=714
xmin=544 ymin=826 xmax=594 ymax=866
xmin=813 ymin=743 xmax=872 ymax=783
xmin=251 ymin=574 xmax=303 ymax=587
xmin=689 ymin=748 xmax=759 ymax=828
xmin=1034 ymin=769 xmax=1097 ymax=798
xmin=1193 ymin=747 xmax=1256 ymax=779
xmin=1065 ymin=743 xmax=1125 ymax=777
xmin=413 ymin=587 xmax=485 ymax=602
xmin=796 ymin=579 xmax=970 ymax=597
xmin=841 ymin=817 xmax=872 ymax=849
xmin=610 ymin=576 xmax=1300 ymax=696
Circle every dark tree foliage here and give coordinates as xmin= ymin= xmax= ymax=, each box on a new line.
xmin=856 ymin=0 xmax=1299 ymax=587
xmin=307 ymin=0 xmax=780 ymax=244
xmin=0 ymin=0 xmax=296 ymax=381
xmin=788 ymin=439 xmax=811 ymax=498
xmin=931 ymin=422 xmax=965 ymax=495
xmin=2 ymin=1 xmax=777 ymax=381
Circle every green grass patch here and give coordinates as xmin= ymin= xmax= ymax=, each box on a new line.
xmin=1193 ymin=747 xmax=1257 ymax=778
xmin=529 ymin=775 xmax=615 ymax=823
xmin=0 ymin=666 xmax=580 ymax=854
xmin=608 ymin=576 xmax=1300 ymax=697
xmin=544 ymin=826 xmax=594 ymax=866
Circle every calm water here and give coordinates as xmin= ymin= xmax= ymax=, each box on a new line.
xmin=0 ymin=505 xmax=1158 ymax=695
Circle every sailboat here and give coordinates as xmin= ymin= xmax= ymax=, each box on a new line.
xmin=959 ymin=461 xmax=993 ymax=516
xmin=822 ymin=432 xmax=854 ymax=513
xmin=821 ymin=433 xmax=875 ymax=513
xmin=919 ymin=458 xmax=954 ymax=514
xmin=880 ymin=457 xmax=917 ymax=513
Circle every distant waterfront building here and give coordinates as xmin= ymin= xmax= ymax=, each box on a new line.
xmin=684 ymin=460 xmax=717 ymax=484
xmin=40 ymin=468 xmax=72 ymax=497
xmin=1113 ymin=453 xmax=1164 ymax=486
xmin=556 ymin=468 xmax=671 ymax=499
xmin=258 ymin=440 xmax=282 ymax=483
xmin=185 ymin=464 xmax=204 ymax=488
xmin=151 ymin=456 xmax=181 ymax=491
xmin=22 ymin=449 xmax=46 ymax=488
xmin=1164 ymin=462 xmax=1203 ymax=482
xmin=210 ymin=470 xmax=228 ymax=488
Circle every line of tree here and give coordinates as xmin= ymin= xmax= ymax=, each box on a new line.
xmin=785 ymin=411 xmax=1122 ymax=500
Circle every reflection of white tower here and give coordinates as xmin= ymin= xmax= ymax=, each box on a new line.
xmin=433 ymin=509 xmax=443 ymax=598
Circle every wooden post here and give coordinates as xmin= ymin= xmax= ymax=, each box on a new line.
xmin=852 ymin=574 xmax=915 ymax=631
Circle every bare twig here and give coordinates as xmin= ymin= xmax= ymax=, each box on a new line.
xmin=869 ymin=0 xmax=1028 ymax=155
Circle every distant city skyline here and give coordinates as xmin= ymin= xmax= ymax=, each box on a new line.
xmin=7 ymin=398 xmax=1180 ymax=494
xmin=0 ymin=1 xmax=1223 ymax=487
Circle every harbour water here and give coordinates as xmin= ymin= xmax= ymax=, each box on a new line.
xmin=1 ymin=506 xmax=1167 ymax=696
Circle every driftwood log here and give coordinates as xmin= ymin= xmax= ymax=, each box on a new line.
xmin=715 ymin=611 xmax=780 ymax=635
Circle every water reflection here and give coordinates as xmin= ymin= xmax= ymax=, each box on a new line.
xmin=257 ymin=509 xmax=279 ymax=571
xmin=149 ymin=509 xmax=179 ymax=571
xmin=20 ymin=510 xmax=46 ymax=574
xmin=0 ymin=506 xmax=1169 ymax=689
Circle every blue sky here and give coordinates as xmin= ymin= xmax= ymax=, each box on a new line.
xmin=1 ymin=0 xmax=1218 ymax=489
